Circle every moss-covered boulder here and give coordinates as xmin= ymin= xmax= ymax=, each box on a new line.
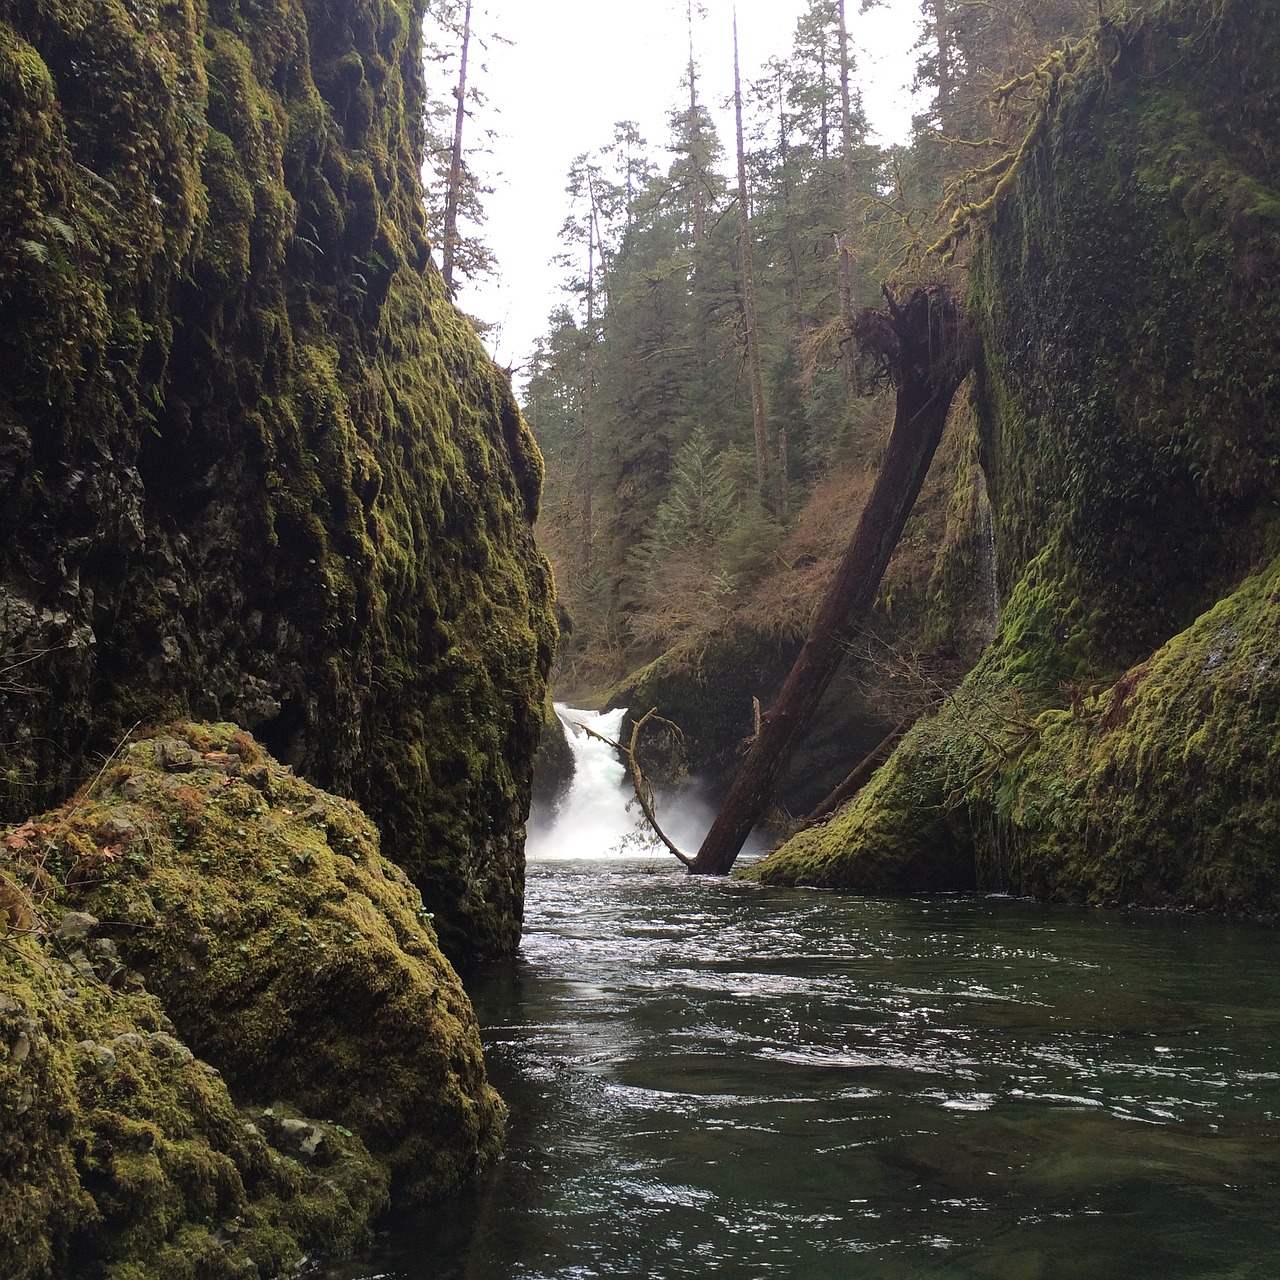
xmin=49 ymin=723 xmax=500 ymax=1192
xmin=0 ymin=0 xmax=554 ymax=963
xmin=755 ymin=0 xmax=1280 ymax=909
xmin=1 ymin=927 xmax=391 ymax=1280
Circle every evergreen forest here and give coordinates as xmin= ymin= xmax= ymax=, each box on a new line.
xmin=524 ymin=0 xmax=1093 ymax=698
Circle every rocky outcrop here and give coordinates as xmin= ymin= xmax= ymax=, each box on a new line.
xmin=0 ymin=0 xmax=555 ymax=963
xmin=1 ymin=723 xmax=502 ymax=1278
xmin=755 ymin=0 xmax=1280 ymax=911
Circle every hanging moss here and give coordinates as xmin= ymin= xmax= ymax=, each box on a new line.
xmin=754 ymin=0 xmax=1280 ymax=911
xmin=0 ymin=0 xmax=555 ymax=965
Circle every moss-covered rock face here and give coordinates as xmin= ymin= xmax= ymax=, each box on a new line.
xmin=0 ymin=0 xmax=555 ymax=963
xmin=756 ymin=0 xmax=1280 ymax=910
xmin=1 ymin=928 xmax=391 ymax=1280
xmin=1 ymin=723 xmax=503 ymax=1277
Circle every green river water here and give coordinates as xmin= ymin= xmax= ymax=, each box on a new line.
xmin=335 ymin=857 xmax=1280 ymax=1279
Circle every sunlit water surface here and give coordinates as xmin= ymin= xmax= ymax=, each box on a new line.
xmin=329 ymin=712 xmax=1280 ymax=1278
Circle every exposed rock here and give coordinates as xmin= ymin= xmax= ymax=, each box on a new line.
xmin=53 ymin=912 xmax=98 ymax=942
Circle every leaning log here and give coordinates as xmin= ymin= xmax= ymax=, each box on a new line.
xmin=690 ymin=286 xmax=974 ymax=876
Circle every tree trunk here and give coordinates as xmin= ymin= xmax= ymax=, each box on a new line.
xmin=441 ymin=0 xmax=472 ymax=292
xmin=687 ymin=1 xmax=706 ymax=245
xmin=799 ymin=714 xmax=920 ymax=830
xmin=734 ymin=14 xmax=771 ymax=502
xmin=690 ymin=287 xmax=974 ymax=876
xmin=588 ymin=170 xmax=613 ymax=313
xmin=581 ymin=234 xmax=596 ymax=576
xmin=836 ymin=0 xmax=858 ymax=395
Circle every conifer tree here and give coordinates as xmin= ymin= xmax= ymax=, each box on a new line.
xmin=422 ymin=0 xmax=506 ymax=286
xmin=733 ymin=12 xmax=773 ymax=508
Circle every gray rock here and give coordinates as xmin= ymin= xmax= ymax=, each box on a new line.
xmin=119 ymin=774 xmax=147 ymax=800
xmin=243 ymin=763 xmax=273 ymax=795
xmin=55 ymin=911 xmax=99 ymax=941
xmin=148 ymin=1032 xmax=195 ymax=1065
xmin=158 ymin=739 xmax=197 ymax=771
xmin=78 ymin=1040 xmax=117 ymax=1070
xmin=279 ymin=1117 xmax=325 ymax=1157
xmin=99 ymin=815 xmax=137 ymax=843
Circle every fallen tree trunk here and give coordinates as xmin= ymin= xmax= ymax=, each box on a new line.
xmin=690 ymin=286 xmax=974 ymax=876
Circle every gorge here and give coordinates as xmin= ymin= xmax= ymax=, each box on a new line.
xmin=2 ymin=0 xmax=1279 ymax=1275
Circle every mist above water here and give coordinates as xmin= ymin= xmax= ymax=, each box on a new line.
xmin=525 ymin=704 xmax=760 ymax=863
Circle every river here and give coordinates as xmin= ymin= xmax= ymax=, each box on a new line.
xmin=332 ymin=709 xmax=1280 ymax=1279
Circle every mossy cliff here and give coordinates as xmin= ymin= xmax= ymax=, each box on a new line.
xmin=0 ymin=0 xmax=555 ymax=963
xmin=754 ymin=0 xmax=1280 ymax=910
xmin=2 ymin=723 xmax=502 ymax=1278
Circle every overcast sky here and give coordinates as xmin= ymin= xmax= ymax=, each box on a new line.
xmin=433 ymin=0 xmax=926 ymax=377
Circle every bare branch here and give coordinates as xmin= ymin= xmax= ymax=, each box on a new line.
xmin=580 ymin=709 xmax=693 ymax=867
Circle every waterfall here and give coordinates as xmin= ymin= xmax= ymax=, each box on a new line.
xmin=526 ymin=704 xmax=767 ymax=863
xmin=526 ymin=706 xmax=641 ymax=860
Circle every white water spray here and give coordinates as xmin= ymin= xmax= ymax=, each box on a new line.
xmin=526 ymin=706 xmax=640 ymax=860
xmin=526 ymin=704 xmax=766 ymax=863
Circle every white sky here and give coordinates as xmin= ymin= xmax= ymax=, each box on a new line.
xmin=439 ymin=0 xmax=926 ymax=376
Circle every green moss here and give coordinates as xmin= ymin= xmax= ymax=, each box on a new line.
xmin=755 ymin=0 xmax=1280 ymax=910
xmin=531 ymin=691 xmax=574 ymax=809
xmin=967 ymin=558 xmax=1280 ymax=913
xmin=0 ymin=0 xmax=555 ymax=965
xmin=747 ymin=718 xmax=978 ymax=892
xmin=0 ymin=897 xmax=389 ymax=1280
xmin=1 ymin=722 xmax=505 ymax=1276
xmin=71 ymin=723 xmax=503 ymax=1195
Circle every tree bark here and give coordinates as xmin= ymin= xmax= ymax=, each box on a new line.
xmin=690 ymin=287 xmax=973 ymax=876
xmin=687 ymin=1 xmax=706 ymax=245
xmin=581 ymin=232 xmax=596 ymax=575
xmin=836 ymin=0 xmax=859 ymax=395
